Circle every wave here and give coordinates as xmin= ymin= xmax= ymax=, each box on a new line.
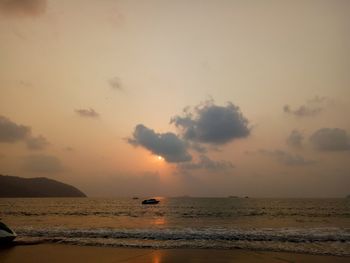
xmin=15 ymin=227 xmax=350 ymax=256
xmin=3 ymin=210 xmax=350 ymax=218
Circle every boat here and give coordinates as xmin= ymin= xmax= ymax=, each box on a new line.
xmin=0 ymin=221 xmax=17 ymax=243
xmin=142 ymin=198 xmax=160 ymax=205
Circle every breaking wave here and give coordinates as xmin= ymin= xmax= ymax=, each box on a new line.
xmin=15 ymin=227 xmax=350 ymax=256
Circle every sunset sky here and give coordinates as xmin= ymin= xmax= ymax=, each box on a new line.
xmin=0 ymin=0 xmax=349 ymax=197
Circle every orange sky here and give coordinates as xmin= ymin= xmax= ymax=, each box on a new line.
xmin=0 ymin=0 xmax=349 ymax=197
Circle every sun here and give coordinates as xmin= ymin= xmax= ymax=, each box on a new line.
xmin=157 ymin=155 xmax=164 ymax=161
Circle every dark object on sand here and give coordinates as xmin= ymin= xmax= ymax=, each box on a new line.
xmin=142 ymin=198 xmax=160 ymax=205
xmin=0 ymin=221 xmax=17 ymax=244
xmin=132 ymin=197 xmax=139 ymax=200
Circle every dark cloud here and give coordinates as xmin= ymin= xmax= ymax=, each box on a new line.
xmin=171 ymin=100 xmax=250 ymax=145
xmin=258 ymin=149 xmax=316 ymax=166
xmin=75 ymin=108 xmax=99 ymax=118
xmin=310 ymin=128 xmax=350 ymax=151
xmin=0 ymin=116 xmax=50 ymax=150
xmin=178 ymin=154 xmax=234 ymax=171
xmin=283 ymin=96 xmax=328 ymax=117
xmin=286 ymin=130 xmax=304 ymax=148
xmin=0 ymin=0 xmax=46 ymax=17
xmin=128 ymin=124 xmax=192 ymax=163
xmin=190 ymin=142 xmax=207 ymax=153
xmin=0 ymin=115 xmax=31 ymax=142
xmin=22 ymin=154 xmax=64 ymax=173
xmin=108 ymin=77 xmax=122 ymax=90
xmin=26 ymin=135 xmax=49 ymax=150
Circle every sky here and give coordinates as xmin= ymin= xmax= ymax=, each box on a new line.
xmin=0 ymin=0 xmax=349 ymax=197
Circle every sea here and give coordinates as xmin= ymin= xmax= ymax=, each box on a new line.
xmin=0 ymin=197 xmax=349 ymax=256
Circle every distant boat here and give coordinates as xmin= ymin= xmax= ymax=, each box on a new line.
xmin=0 ymin=221 xmax=17 ymax=244
xmin=142 ymin=198 xmax=160 ymax=205
xmin=132 ymin=197 xmax=139 ymax=200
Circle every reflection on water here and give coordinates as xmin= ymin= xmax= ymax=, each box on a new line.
xmin=153 ymin=217 xmax=166 ymax=226
xmin=152 ymin=250 xmax=161 ymax=263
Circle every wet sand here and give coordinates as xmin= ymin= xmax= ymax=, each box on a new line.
xmin=0 ymin=244 xmax=349 ymax=263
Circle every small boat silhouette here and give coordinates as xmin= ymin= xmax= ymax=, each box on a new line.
xmin=142 ymin=198 xmax=160 ymax=205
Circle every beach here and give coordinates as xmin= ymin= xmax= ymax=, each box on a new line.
xmin=0 ymin=244 xmax=349 ymax=263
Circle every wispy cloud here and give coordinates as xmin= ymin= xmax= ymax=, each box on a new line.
xmin=178 ymin=154 xmax=234 ymax=172
xmin=108 ymin=77 xmax=123 ymax=91
xmin=26 ymin=135 xmax=49 ymax=150
xmin=257 ymin=149 xmax=316 ymax=166
xmin=283 ymin=96 xmax=328 ymax=117
xmin=75 ymin=108 xmax=99 ymax=118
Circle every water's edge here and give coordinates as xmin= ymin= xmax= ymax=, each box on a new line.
xmin=15 ymin=227 xmax=350 ymax=257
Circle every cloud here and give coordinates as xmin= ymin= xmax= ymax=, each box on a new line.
xmin=283 ymin=96 xmax=328 ymax=117
xmin=171 ymin=100 xmax=250 ymax=145
xmin=190 ymin=142 xmax=207 ymax=153
xmin=0 ymin=0 xmax=46 ymax=17
xmin=310 ymin=128 xmax=350 ymax=151
xmin=21 ymin=154 xmax=64 ymax=173
xmin=26 ymin=135 xmax=49 ymax=150
xmin=127 ymin=124 xmax=192 ymax=163
xmin=283 ymin=105 xmax=322 ymax=117
xmin=108 ymin=77 xmax=122 ymax=90
xmin=0 ymin=116 xmax=50 ymax=150
xmin=258 ymin=149 xmax=316 ymax=166
xmin=286 ymin=130 xmax=304 ymax=148
xmin=75 ymin=108 xmax=99 ymax=118
xmin=178 ymin=154 xmax=234 ymax=171
xmin=0 ymin=115 xmax=31 ymax=142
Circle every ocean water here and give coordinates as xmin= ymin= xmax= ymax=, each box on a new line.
xmin=0 ymin=197 xmax=349 ymax=256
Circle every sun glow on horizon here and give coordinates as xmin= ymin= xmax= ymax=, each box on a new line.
xmin=157 ymin=155 xmax=164 ymax=161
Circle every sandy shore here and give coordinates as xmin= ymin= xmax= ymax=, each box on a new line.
xmin=0 ymin=244 xmax=349 ymax=263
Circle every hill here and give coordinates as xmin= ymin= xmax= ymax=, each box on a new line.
xmin=0 ymin=175 xmax=86 ymax=197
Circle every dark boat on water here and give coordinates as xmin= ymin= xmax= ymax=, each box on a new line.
xmin=142 ymin=198 xmax=160 ymax=205
xmin=0 ymin=221 xmax=17 ymax=244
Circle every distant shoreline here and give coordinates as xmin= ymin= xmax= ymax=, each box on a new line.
xmin=0 ymin=175 xmax=86 ymax=198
